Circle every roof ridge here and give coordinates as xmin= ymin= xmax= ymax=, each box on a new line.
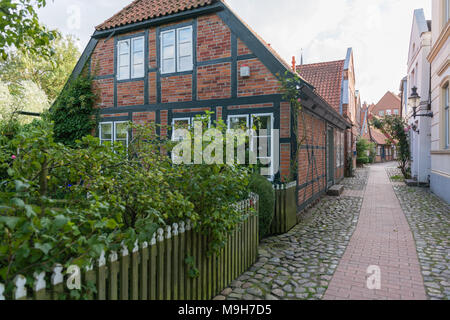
xmin=296 ymin=59 xmax=345 ymax=68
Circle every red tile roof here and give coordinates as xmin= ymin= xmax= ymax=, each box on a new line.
xmin=296 ymin=60 xmax=345 ymax=112
xmin=96 ymin=0 xmax=218 ymax=31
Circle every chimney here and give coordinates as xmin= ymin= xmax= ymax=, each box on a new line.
xmin=292 ymin=56 xmax=296 ymax=71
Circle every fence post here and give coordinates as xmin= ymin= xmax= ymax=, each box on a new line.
xmin=14 ymin=275 xmax=27 ymax=300
xmin=131 ymin=241 xmax=140 ymax=300
xmin=33 ymin=271 xmax=47 ymax=300
xmin=149 ymin=234 xmax=157 ymax=300
xmin=172 ymin=223 xmax=179 ymax=300
xmin=84 ymin=263 xmax=96 ymax=300
xmin=120 ymin=244 xmax=130 ymax=300
xmin=0 ymin=283 xmax=4 ymax=300
xmin=156 ymin=228 xmax=165 ymax=300
xmin=179 ymin=222 xmax=186 ymax=300
xmin=140 ymin=242 xmax=149 ymax=300
xmin=185 ymin=220 xmax=192 ymax=300
xmin=108 ymin=251 xmax=119 ymax=300
xmin=97 ymin=250 xmax=107 ymax=300
xmin=51 ymin=264 xmax=64 ymax=300
xmin=164 ymin=226 xmax=172 ymax=300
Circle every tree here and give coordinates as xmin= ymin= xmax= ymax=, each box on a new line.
xmin=0 ymin=80 xmax=49 ymax=123
xmin=0 ymin=34 xmax=80 ymax=103
xmin=356 ymin=138 xmax=374 ymax=165
xmin=372 ymin=115 xmax=411 ymax=178
xmin=0 ymin=0 xmax=58 ymax=60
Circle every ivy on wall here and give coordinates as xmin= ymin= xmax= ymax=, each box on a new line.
xmin=50 ymin=76 xmax=98 ymax=147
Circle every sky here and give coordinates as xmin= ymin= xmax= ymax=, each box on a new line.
xmin=38 ymin=0 xmax=431 ymax=104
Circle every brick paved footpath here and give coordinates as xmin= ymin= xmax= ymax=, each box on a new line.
xmin=323 ymin=163 xmax=428 ymax=300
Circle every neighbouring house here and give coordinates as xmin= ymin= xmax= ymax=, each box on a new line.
xmin=428 ymin=0 xmax=450 ymax=203
xmin=65 ymin=0 xmax=351 ymax=214
xmin=369 ymin=91 xmax=402 ymax=118
xmin=297 ymin=48 xmax=359 ymax=176
xmin=406 ymin=8 xmax=432 ymax=185
xmin=399 ymin=76 xmax=408 ymax=118
xmin=360 ymin=106 xmax=395 ymax=163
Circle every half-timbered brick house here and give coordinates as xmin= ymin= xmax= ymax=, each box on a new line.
xmin=68 ymin=0 xmax=351 ymax=213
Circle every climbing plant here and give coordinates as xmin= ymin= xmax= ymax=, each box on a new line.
xmin=50 ymin=76 xmax=97 ymax=147
xmin=278 ymin=71 xmax=308 ymax=182
xmin=372 ymin=115 xmax=411 ymax=178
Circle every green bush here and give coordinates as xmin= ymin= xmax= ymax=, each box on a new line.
xmin=50 ymin=76 xmax=97 ymax=147
xmin=356 ymin=138 xmax=374 ymax=165
xmin=248 ymin=174 xmax=275 ymax=239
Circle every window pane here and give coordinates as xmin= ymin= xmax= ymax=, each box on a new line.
xmin=178 ymin=28 xmax=192 ymax=43
xmin=133 ymin=51 xmax=144 ymax=65
xmin=132 ymin=63 xmax=144 ymax=78
xmin=162 ymin=31 xmax=175 ymax=45
xmin=163 ymin=59 xmax=175 ymax=73
xmin=133 ymin=37 xmax=144 ymax=53
xmin=119 ymin=66 xmax=129 ymax=80
xmin=101 ymin=123 xmax=112 ymax=140
xmin=119 ymin=54 xmax=129 ymax=67
xmin=119 ymin=41 xmax=129 ymax=54
xmin=178 ymin=56 xmax=192 ymax=71
xmin=163 ymin=45 xmax=175 ymax=59
xmin=115 ymin=123 xmax=128 ymax=140
xmin=229 ymin=117 xmax=248 ymax=130
xmin=179 ymin=42 xmax=192 ymax=57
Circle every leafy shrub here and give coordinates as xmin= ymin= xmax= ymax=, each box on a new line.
xmin=356 ymin=138 xmax=372 ymax=165
xmin=248 ymin=173 xmax=275 ymax=239
xmin=50 ymin=76 xmax=97 ymax=147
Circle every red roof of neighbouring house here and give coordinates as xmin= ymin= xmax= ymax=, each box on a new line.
xmin=296 ymin=60 xmax=345 ymax=112
xmin=96 ymin=0 xmax=218 ymax=30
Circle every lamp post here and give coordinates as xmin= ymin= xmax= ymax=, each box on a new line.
xmin=408 ymin=86 xmax=433 ymax=119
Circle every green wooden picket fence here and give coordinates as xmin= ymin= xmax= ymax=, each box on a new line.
xmin=270 ymin=182 xmax=298 ymax=235
xmin=0 ymin=194 xmax=259 ymax=301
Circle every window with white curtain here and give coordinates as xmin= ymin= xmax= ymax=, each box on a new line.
xmin=161 ymin=26 xmax=193 ymax=74
xmin=117 ymin=36 xmax=144 ymax=80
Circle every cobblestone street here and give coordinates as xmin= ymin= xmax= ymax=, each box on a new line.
xmin=216 ymin=163 xmax=449 ymax=301
xmin=216 ymin=169 xmax=369 ymax=300
xmin=391 ymin=173 xmax=450 ymax=300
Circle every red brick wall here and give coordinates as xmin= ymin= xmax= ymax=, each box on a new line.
xmin=216 ymin=107 xmax=223 ymax=121
xmin=160 ymin=110 xmax=168 ymax=138
xmin=92 ymin=78 xmax=114 ymax=108
xmin=117 ymin=81 xmax=144 ymax=106
xmin=91 ymin=38 xmax=114 ymax=77
xmin=197 ymin=14 xmax=231 ymax=62
xmin=237 ymin=59 xmax=279 ymax=97
xmin=133 ymin=111 xmax=155 ymax=125
xmin=297 ymin=111 xmax=327 ymax=206
xmin=148 ymin=72 xmax=157 ymax=104
xmin=148 ymin=28 xmax=157 ymax=69
xmin=280 ymin=102 xmax=290 ymax=139
xmin=238 ymin=39 xmax=252 ymax=56
xmin=197 ymin=63 xmax=231 ymax=100
xmin=280 ymin=143 xmax=291 ymax=182
xmin=161 ymin=75 xmax=192 ymax=103
xmin=227 ymin=103 xmax=273 ymax=111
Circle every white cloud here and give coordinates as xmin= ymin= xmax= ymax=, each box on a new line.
xmin=38 ymin=0 xmax=431 ymax=103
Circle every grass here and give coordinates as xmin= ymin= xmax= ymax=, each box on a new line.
xmin=390 ymin=175 xmax=404 ymax=181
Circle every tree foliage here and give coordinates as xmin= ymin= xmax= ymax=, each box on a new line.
xmin=248 ymin=173 xmax=274 ymax=239
xmin=372 ymin=115 xmax=411 ymax=178
xmin=0 ymin=0 xmax=58 ymax=60
xmin=0 ymin=34 xmax=80 ymax=103
xmin=356 ymin=138 xmax=375 ymax=165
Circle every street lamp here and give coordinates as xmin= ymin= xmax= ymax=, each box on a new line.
xmin=408 ymin=86 xmax=433 ymax=119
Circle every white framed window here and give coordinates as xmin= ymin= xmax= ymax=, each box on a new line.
xmin=99 ymin=121 xmax=129 ymax=148
xmin=394 ymin=109 xmax=399 ymax=115
xmin=386 ymin=109 xmax=392 ymax=116
xmin=227 ymin=114 xmax=274 ymax=179
xmin=172 ymin=118 xmax=191 ymax=142
xmin=117 ymin=36 xmax=144 ymax=80
xmin=161 ymin=26 xmax=193 ymax=74
xmin=379 ymin=111 xmax=385 ymax=117
xmin=227 ymin=115 xmax=249 ymax=130
xmin=445 ymin=84 xmax=449 ymax=149
xmin=251 ymin=114 xmax=274 ymax=177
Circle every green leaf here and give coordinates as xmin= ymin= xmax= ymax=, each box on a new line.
xmin=54 ymin=215 xmax=69 ymax=228
xmin=0 ymin=216 xmax=21 ymax=229
xmin=34 ymin=242 xmax=53 ymax=255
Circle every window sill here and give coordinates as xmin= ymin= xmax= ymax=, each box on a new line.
xmin=160 ymin=70 xmax=193 ymax=78
xmin=431 ymin=150 xmax=450 ymax=155
xmin=117 ymin=77 xmax=145 ymax=83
